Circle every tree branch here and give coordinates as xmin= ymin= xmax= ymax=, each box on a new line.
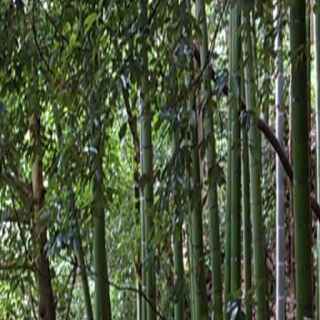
xmin=0 ymin=208 xmax=30 ymax=224
xmin=0 ymin=172 xmax=32 ymax=206
xmin=108 ymin=280 xmax=167 ymax=320
xmin=0 ymin=260 xmax=33 ymax=271
xmin=257 ymin=117 xmax=320 ymax=221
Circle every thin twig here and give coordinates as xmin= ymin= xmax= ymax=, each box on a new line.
xmin=108 ymin=280 xmax=167 ymax=320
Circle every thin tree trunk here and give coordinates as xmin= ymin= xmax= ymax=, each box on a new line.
xmin=68 ymin=193 xmax=93 ymax=320
xmin=93 ymin=143 xmax=112 ymax=320
xmin=243 ymin=5 xmax=268 ymax=320
xmin=274 ymin=2 xmax=285 ymax=319
xmin=229 ymin=3 xmax=241 ymax=299
xmin=167 ymin=56 xmax=185 ymax=320
xmin=189 ymin=97 xmax=208 ymax=320
xmin=224 ymin=88 xmax=232 ymax=320
xmin=187 ymin=164 xmax=196 ymax=320
xmin=173 ymin=219 xmax=184 ymax=320
xmin=185 ymin=131 xmax=196 ymax=320
xmin=173 ymin=127 xmax=184 ymax=320
xmin=85 ymin=20 xmax=112 ymax=320
xmin=289 ymin=1 xmax=313 ymax=318
xmin=315 ymin=1 xmax=320 ymax=319
xmin=121 ymin=74 xmax=142 ymax=320
xmin=241 ymin=64 xmax=252 ymax=319
xmin=195 ymin=1 xmax=223 ymax=319
xmin=30 ymin=113 xmax=56 ymax=320
xmin=182 ymin=1 xmax=208 ymax=319
xmin=241 ymin=111 xmax=251 ymax=319
xmin=140 ymin=1 xmax=156 ymax=319
xmin=76 ymin=222 xmax=94 ymax=320
xmin=224 ymin=13 xmax=232 ymax=318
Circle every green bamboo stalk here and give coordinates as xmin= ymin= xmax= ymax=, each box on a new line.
xmin=170 ymin=65 xmax=185 ymax=320
xmin=139 ymin=1 xmax=156 ymax=319
xmin=195 ymin=0 xmax=223 ymax=319
xmin=241 ymin=53 xmax=252 ymax=320
xmin=183 ymin=2 xmax=208 ymax=319
xmin=241 ymin=112 xmax=251 ymax=319
xmin=229 ymin=3 xmax=241 ymax=299
xmin=179 ymin=3 xmax=196 ymax=318
xmin=274 ymin=2 xmax=285 ymax=319
xmin=243 ymin=5 xmax=268 ymax=320
xmin=224 ymin=12 xmax=232 ymax=318
xmin=93 ymin=147 xmax=112 ymax=320
xmin=224 ymin=96 xmax=232 ymax=320
xmin=189 ymin=91 xmax=209 ymax=320
xmin=84 ymin=19 xmax=112 ymax=320
xmin=173 ymin=219 xmax=184 ymax=320
xmin=289 ymin=1 xmax=313 ymax=319
xmin=173 ymin=152 xmax=184 ymax=320
xmin=189 ymin=108 xmax=208 ymax=320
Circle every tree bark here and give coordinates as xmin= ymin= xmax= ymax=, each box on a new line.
xmin=30 ymin=113 xmax=56 ymax=320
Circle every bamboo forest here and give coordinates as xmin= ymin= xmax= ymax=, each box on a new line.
xmin=3 ymin=0 xmax=320 ymax=319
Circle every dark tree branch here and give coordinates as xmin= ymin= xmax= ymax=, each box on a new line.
xmin=31 ymin=1 xmax=54 ymax=78
xmin=0 ymin=260 xmax=33 ymax=271
xmin=200 ymin=38 xmax=320 ymax=221
xmin=1 ymin=172 xmax=32 ymax=206
xmin=0 ymin=208 xmax=31 ymax=224
xmin=121 ymin=81 xmax=140 ymax=155
xmin=65 ymin=263 xmax=77 ymax=320
xmin=257 ymin=117 xmax=320 ymax=221
xmin=108 ymin=280 xmax=167 ymax=320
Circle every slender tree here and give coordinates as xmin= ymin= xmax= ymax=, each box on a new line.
xmin=91 ymin=116 xmax=112 ymax=320
xmin=195 ymin=0 xmax=223 ymax=319
xmin=139 ymin=1 xmax=156 ymax=319
xmin=71 ymin=193 xmax=94 ymax=320
xmin=224 ymin=81 xmax=232 ymax=319
xmin=121 ymin=74 xmax=143 ymax=320
xmin=224 ymin=146 xmax=232 ymax=318
xmin=315 ymin=2 xmax=320 ymax=319
xmin=182 ymin=1 xmax=208 ymax=319
xmin=188 ymin=76 xmax=209 ymax=320
xmin=167 ymin=52 xmax=185 ymax=320
xmin=241 ymin=65 xmax=252 ymax=319
xmin=289 ymin=1 xmax=313 ymax=318
xmin=243 ymin=3 xmax=268 ymax=319
xmin=274 ymin=2 xmax=285 ymax=320
xmin=229 ymin=2 xmax=241 ymax=299
xmin=172 ymin=125 xmax=185 ymax=320
xmin=87 ymin=28 xmax=112 ymax=320
xmin=30 ymin=113 xmax=56 ymax=320
xmin=241 ymin=108 xmax=252 ymax=319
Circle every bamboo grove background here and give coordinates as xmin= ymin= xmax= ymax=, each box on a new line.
xmin=0 ymin=0 xmax=319 ymax=319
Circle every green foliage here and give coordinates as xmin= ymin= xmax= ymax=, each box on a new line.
xmin=0 ymin=0 xmax=305 ymax=319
